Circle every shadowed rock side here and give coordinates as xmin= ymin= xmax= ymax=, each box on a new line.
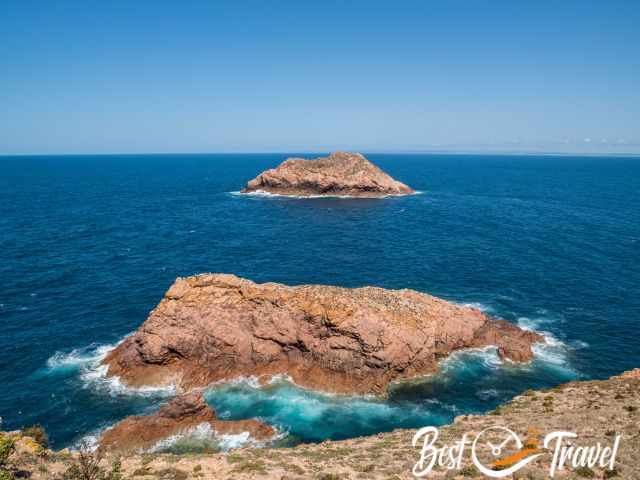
xmin=241 ymin=151 xmax=414 ymax=197
xmin=103 ymin=274 xmax=542 ymax=395
xmin=98 ymin=392 xmax=275 ymax=454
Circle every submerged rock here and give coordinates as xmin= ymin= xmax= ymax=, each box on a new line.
xmin=98 ymin=392 xmax=274 ymax=454
xmin=241 ymin=151 xmax=414 ymax=197
xmin=103 ymin=274 xmax=542 ymax=395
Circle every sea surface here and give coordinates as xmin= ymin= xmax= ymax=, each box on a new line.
xmin=0 ymin=153 xmax=638 ymax=449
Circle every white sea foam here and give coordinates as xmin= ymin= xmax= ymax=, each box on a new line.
xmin=72 ymin=424 xmax=116 ymax=452
xmin=570 ymin=339 xmax=589 ymax=349
xmin=149 ymin=422 xmax=278 ymax=453
xmin=215 ymin=431 xmax=253 ymax=451
xmin=45 ymin=337 xmax=176 ymax=397
xmin=83 ymin=366 xmax=177 ymax=398
xmin=211 ymin=375 xmax=263 ymax=389
xmin=266 ymin=373 xmax=296 ymax=385
xmin=516 ymin=316 xmax=580 ymax=374
xmin=72 ymin=412 xmax=277 ymax=454
xmin=441 ymin=345 xmax=504 ymax=371
xmin=210 ymin=373 xmax=352 ymax=399
xmin=46 ymin=343 xmax=116 ymax=372
xmin=230 ymin=190 xmax=423 ymax=199
xmin=476 ymin=389 xmax=500 ymax=401
xmin=459 ymin=302 xmax=494 ymax=313
xmin=435 ymin=311 xmax=580 ymax=377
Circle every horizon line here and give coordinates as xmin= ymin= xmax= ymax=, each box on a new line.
xmin=2 ymin=149 xmax=640 ymax=159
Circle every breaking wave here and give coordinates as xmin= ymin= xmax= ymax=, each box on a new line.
xmin=459 ymin=302 xmax=495 ymax=313
xmin=46 ymin=343 xmax=117 ymax=375
xmin=149 ymin=423 xmax=270 ymax=454
xmin=229 ymin=190 xmax=423 ymax=199
xmin=43 ymin=339 xmax=176 ymax=398
xmin=516 ymin=315 xmax=581 ymax=376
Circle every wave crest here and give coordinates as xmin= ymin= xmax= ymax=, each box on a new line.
xmin=44 ymin=339 xmax=176 ymax=398
xmin=149 ymin=422 xmax=278 ymax=453
xmin=229 ymin=190 xmax=423 ymax=199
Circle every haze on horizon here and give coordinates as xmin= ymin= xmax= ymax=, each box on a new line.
xmin=1 ymin=0 xmax=639 ymax=156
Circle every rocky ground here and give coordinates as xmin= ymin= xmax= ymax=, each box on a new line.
xmin=241 ymin=152 xmax=414 ymax=197
xmin=3 ymin=369 xmax=638 ymax=479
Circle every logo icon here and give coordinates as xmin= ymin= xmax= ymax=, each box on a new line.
xmin=471 ymin=426 xmax=542 ymax=478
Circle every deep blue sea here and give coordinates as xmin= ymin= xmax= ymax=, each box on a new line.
xmin=1 ymin=153 xmax=638 ymax=450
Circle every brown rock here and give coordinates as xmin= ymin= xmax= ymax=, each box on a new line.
xmin=614 ymin=368 xmax=640 ymax=380
xmin=241 ymin=151 xmax=414 ymax=197
xmin=98 ymin=392 xmax=274 ymax=454
xmin=470 ymin=319 xmax=543 ymax=362
xmin=104 ymin=274 xmax=542 ymax=395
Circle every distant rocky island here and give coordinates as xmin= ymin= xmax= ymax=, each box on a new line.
xmin=103 ymin=273 xmax=542 ymax=395
xmin=241 ymin=151 xmax=414 ymax=197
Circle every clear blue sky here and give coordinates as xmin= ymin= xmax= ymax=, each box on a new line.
xmin=1 ymin=0 xmax=639 ymax=155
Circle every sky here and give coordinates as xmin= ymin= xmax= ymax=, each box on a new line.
xmin=1 ymin=0 xmax=639 ymax=155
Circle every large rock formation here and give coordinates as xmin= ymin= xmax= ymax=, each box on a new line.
xmin=241 ymin=151 xmax=414 ymax=197
xmin=103 ymin=274 xmax=542 ymax=395
xmin=98 ymin=392 xmax=275 ymax=454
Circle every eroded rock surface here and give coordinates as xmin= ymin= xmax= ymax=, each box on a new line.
xmin=98 ymin=392 xmax=274 ymax=454
xmin=241 ymin=151 xmax=414 ymax=197
xmin=104 ymin=274 xmax=542 ymax=394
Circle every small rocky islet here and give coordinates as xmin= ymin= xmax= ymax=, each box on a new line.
xmin=98 ymin=392 xmax=275 ymax=455
xmin=241 ymin=151 xmax=415 ymax=197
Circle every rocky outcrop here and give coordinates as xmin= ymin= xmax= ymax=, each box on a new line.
xmin=98 ymin=392 xmax=274 ymax=454
xmin=241 ymin=151 xmax=414 ymax=197
xmin=103 ymin=274 xmax=542 ymax=395
xmin=614 ymin=368 xmax=640 ymax=380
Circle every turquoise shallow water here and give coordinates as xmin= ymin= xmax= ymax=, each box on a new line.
xmin=0 ymin=153 xmax=638 ymax=448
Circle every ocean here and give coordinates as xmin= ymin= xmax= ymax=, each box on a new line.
xmin=0 ymin=153 xmax=638 ymax=449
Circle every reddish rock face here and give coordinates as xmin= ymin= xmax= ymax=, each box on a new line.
xmin=98 ymin=392 xmax=274 ymax=454
xmin=241 ymin=151 xmax=414 ymax=197
xmin=103 ymin=274 xmax=543 ymax=395
xmin=615 ymin=368 xmax=640 ymax=380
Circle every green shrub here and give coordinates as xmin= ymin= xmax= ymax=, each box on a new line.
xmin=318 ymin=474 xmax=341 ymax=480
xmin=62 ymin=441 xmax=102 ymax=480
xmin=0 ymin=470 xmax=14 ymax=480
xmin=106 ymin=457 xmax=123 ymax=480
xmin=460 ymin=465 xmax=480 ymax=477
xmin=22 ymin=424 xmax=49 ymax=448
xmin=232 ymin=460 xmax=267 ymax=475
xmin=132 ymin=467 xmax=152 ymax=476
xmin=0 ymin=436 xmax=16 ymax=468
xmin=575 ymin=466 xmax=595 ymax=478
xmin=604 ymin=467 xmax=620 ymax=478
